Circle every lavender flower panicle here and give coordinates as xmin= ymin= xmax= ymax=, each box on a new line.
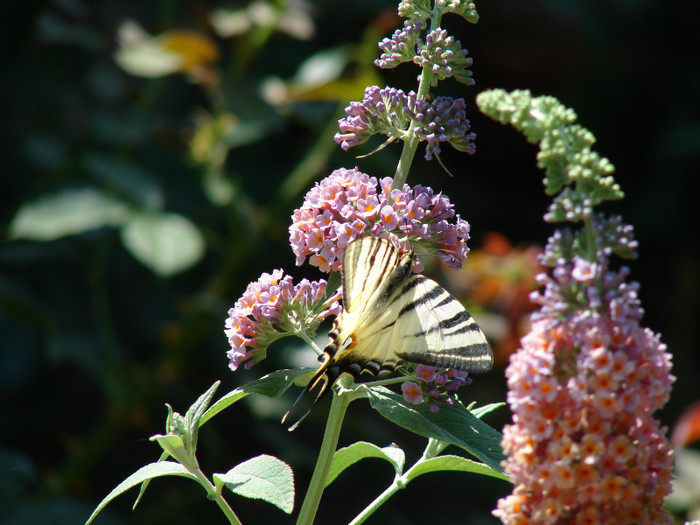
xmin=375 ymin=21 xmax=424 ymax=69
xmin=334 ymin=86 xmax=475 ymax=161
xmin=334 ymin=86 xmax=412 ymax=151
xmin=289 ymin=167 xmax=471 ymax=272
xmin=412 ymin=96 xmax=476 ymax=160
xmin=398 ymin=0 xmax=479 ymax=25
xmin=415 ymin=28 xmax=474 ymax=86
xmin=225 ymin=270 xmax=341 ymax=371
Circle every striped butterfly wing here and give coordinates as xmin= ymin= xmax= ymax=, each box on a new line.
xmin=341 ymin=235 xmax=404 ymax=313
xmin=389 ymin=274 xmax=493 ymax=373
xmin=283 ymin=236 xmax=492 ymax=429
xmin=295 ymin=237 xmax=409 ymax=400
xmin=338 ymin=236 xmax=492 ymax=374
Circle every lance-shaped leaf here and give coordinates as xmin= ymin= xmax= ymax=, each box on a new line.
xmin=326 ymin=441 xmax=405 ymax=487
xmin=405 ymin=455 xmax=510 ymax=483
xmin=85 ymin=462 xmax=197 ymax=525
xmin=365 ymin=385 xmax=505 ymax=473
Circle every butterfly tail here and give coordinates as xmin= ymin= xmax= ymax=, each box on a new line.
xmin=281 ymin=356 xmax=341 ymax=431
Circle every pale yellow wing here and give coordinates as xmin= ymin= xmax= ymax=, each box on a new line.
xmin=284 ymin=237 xmax=492 ymax=428
xmin=341 ymin=235 xmax=403 ymax=313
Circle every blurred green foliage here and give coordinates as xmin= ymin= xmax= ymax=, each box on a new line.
xmin=1 ymin=0 xmax=698 ymax=523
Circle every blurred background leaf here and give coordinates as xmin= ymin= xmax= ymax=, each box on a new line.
xmin=10 ymin=188 xmax=130 ymax=241
xmin=120 ymin=211 xmax=205 ymax=276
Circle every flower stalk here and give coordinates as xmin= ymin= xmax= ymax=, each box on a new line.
xmin=296 ymin=377 xmax=356 ymax=525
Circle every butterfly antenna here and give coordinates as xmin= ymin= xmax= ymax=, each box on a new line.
xmin=282 ymin=388 xmax=313 ymax=432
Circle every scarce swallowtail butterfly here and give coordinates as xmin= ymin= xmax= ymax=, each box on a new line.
xmin=284 ymin=236 xmax=493 ymax=429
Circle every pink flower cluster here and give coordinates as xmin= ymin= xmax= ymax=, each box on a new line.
xmin=494 ymin=228 xmax=675 ymax=523
xmin=289 ymin=167 xmax=471 ymax=272
xmin=225 ymin=270 xmax=341 ymax=371
xmin=401 ymin=364 xmax=471 ymax=413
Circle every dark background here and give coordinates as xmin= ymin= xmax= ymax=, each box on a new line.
xmin=1 ymin=0 xmax=698 ymax=523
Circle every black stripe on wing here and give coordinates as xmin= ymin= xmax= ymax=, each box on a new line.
xmin=343 ymin=237 xmax=401 ymax=312
xmin=392 ymin=276 xmax=494 ymax=372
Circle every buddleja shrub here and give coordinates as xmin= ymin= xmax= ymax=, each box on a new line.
xmin=87 ymin=2 xmax=677 ymax=525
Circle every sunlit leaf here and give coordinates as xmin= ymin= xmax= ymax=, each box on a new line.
xmin=210 ymin=2 xmax=314 ymax=41
xmin=199 ymin=369 xmax=310 ymax=426
xmin=214 ymin=455 xmax=294 ymax=514
xmin=405 ymin=454 xmax=509 ymax=483
xmin=365 ymin=386 xmax=505 ymax=473
xmin=149 ymin=435 xmax=190 ymax=468
xmin=161 ymin=30 xmax=219 ymax=71
xmin=85 ymin=462 xmax=197 ymax=525
xmin=470 ymin=402 xmax=506 ymax=419
xmin=114 ymin=20 xmax=181 ymax=77
xmin=293 ymin=47 xmax=348 ymax=88
xmin=10 ymin=187 xmax=130 ymax=241
xmin=326 ymin=441 xmax=405 ymax=487
xmin=120 ymin=211 xmax=205 ymax=276
xmin=209 ymin=7 xmax=252 ymax=37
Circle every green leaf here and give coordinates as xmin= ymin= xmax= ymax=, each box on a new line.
xmin=148 ymin=435 xmax=193 ymax=469
xmin=405 ymin=455 xmax=510 ymax=483
xmin=132 ymin=451 xmax=169 ymax=509
xmin=365 ymin=386 xmax=506 ymax=473
xmin=326 ymin=441 xmax=405 ymax=487
xmin=199 ymin=369 xmax=311 ymax=426
xmin=185 ymin=381 xmax=221 ymax=429
xmin=155 ymin=381 xmax=221 ymax=462
xmin=214 ymin=455 xmax=294 ymax=514
xmin=10 ymin=187 xmax=130 ymax=241
xmin=85 ymin=461 xmax=197 ymax=525
xmin=470 ymin=402 xmax=506 ymax=419
xmin=120 ymin=211 xmax=205 ymax=276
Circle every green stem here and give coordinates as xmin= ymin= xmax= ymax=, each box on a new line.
xmin=349 ymin=438 xmax=445 ymax=525
xmin=392 ymin=135 xmax=419 ymax=189
xmin=391 ymin=8 xmax=442 ymax=189
xmin=297 ymin=331 xmax=324 ymax=356
xmin=211 ymin=490 xmax=243 ymax=525
xmin=188 ymin=462 xmax=243 ymax=525
xmin=296 ymin=386 xmax=353 ymax=525
xmin=348 ymin=481 xmax=400 ymax=525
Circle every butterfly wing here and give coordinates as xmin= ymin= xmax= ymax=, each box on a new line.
xmin=341 ymin=235 xmax=403 ymax=313
xmin=283 ymin=236 xmax=492 ymax=429
xmin=283 ymin=236 xmax=406 ymax=427
xmin=390 ymin=274 xmax=493 ymax=372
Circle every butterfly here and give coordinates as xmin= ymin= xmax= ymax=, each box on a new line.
xmin=284 ymin=235 xmax=493 ymax=428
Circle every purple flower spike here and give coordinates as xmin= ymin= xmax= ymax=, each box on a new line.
xmin=494 ymin=217 xmax=675 ymax=523
xmin=335 ymin=86 xmax=476 ymax=162
xmin=334 ymin=86 xmax=413 ymax=152
xmin=412 ymin=96 xmax=476 ymax=160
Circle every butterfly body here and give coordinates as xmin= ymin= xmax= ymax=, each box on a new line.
xmin=284 ymin=236 xmax=493 ymax=428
